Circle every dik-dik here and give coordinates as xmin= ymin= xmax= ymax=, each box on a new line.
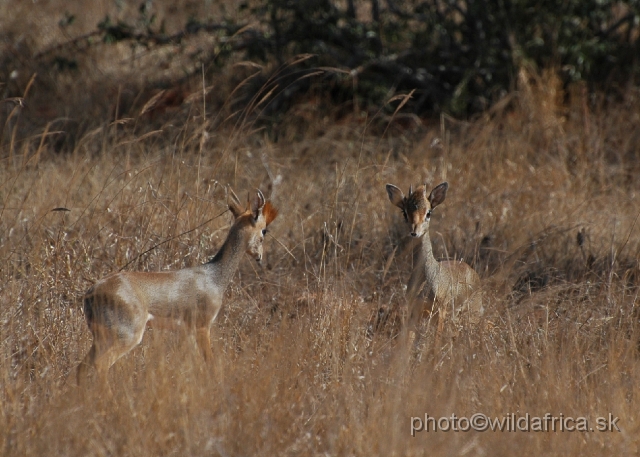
xmin=386 ymin=181 xmax=482 ymax=339
xmin=77 ymin=188 xmax=277 ymax=386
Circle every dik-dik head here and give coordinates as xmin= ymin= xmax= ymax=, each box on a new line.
xmin=386 ymin=182 xmax=448 ymax=238
xmin=228 ymin=188 xmax=278 ymax=262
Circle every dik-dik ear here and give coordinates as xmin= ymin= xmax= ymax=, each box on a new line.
xmin=263 ymin=201 xmax=278 ymax=226
xmin=386 ymin=184 xmax=405 ymax=209
xmin=249 ymin=189 xmax=266 ymax=221
xmin=428 ymin=182 xmax=449 ymax=209
xmin=227 ymin=187 xmax=245 ymax=218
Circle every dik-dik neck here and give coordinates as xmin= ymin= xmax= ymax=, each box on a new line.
xmin=408 ymin=229 xmax=440 ymax=298
xmin=417 ymin=230 xmax=439 ymax=270
xmin=206 ymin=223 xmax=248 ymax=289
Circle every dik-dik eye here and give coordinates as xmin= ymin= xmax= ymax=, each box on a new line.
xmin=262 ymin=229 xmax=267 ymax=236
xmin=401 ymin=210 xmax=408 ymax=222
xmin=425 ymin=210 xmax=432 ymax=220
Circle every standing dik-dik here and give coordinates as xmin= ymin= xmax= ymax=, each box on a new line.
xmin=386 ymin=181 xmax=482 ymax=338
xmin=77 ymin=188 xmax=277 ymax=386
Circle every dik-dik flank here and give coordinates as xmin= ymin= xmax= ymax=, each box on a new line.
xmin=77 ymin=188 xmax=277 ymax=386
xmin=386 ymin=181 xmax=482 ymax=337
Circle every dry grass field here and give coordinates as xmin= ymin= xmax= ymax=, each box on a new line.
xmin=2 ymin=3 xmax=640 ymax=455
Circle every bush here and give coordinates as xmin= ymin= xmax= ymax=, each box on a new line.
xmin=5 ymin=0 xmax=640 ymax=123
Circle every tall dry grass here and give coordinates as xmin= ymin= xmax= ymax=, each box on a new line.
xmin=1 ymin=66 xmax=640 ymax=456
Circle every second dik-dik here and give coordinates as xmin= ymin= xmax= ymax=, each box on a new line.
xmin=386 ymin=181 xmax=482 ymax=338
xmin=77 ymin=188 xmax=277 ymax=386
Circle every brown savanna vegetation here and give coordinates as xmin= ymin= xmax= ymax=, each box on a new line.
xmin=2 ymin=1 xmax=640 ymax=455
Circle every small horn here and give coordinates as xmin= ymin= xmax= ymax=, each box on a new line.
xmin=409 ymin=184 xmax=413 ymax=196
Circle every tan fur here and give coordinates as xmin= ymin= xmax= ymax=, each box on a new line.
xmin=77 ymin=188 xmax=277 ymax=388
xmin=386 ymin=181 xmax=483 ymax=340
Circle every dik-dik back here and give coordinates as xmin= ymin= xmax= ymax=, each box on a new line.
xmin=423 ymin=259 xmax=481 ymax=323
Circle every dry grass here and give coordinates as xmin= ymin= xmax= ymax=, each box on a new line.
xmin=2 ymin=12 xmax=640 ymax=453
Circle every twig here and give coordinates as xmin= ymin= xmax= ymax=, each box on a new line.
xmin=118 ymin=208 xmax=229 ymax=271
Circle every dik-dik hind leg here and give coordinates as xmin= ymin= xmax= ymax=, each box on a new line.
xmin=77 ymin=322 xmax=147 ymax=390
xmin=195 ymin=327 xmax=213 ymax=361
xmin=76 ymin=341 xmax=118 ymax=396
xmin=76 ymin=344 xmax=97 ymax=386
